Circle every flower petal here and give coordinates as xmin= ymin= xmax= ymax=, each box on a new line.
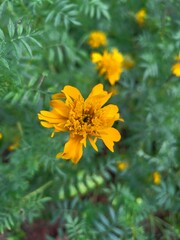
xmin=39 ymin=110 xmax=59 ymax=118
xmin=52 ymin=92 xmax=65 ymax=100
xmin=91 ymin=52 xmax=102 ymax=63
xmin=62 ymin=86 xmax=83 ymax=100
xmin=172 ymin=63 xmax=180 ymax=77
xmin=101 ymin=104 xmax=120 ymax=125
xmin=99 ymin=127 xmax=121 ymax=152
xmin=40 ymin=121 xmax=53 ymax=128
xmin=88 ymin=137 xmax=98 ymax=151
xmin=50 ymin=100 xmax=69 ymax=118
xmin=56 ymin=135 xmax=83 ymax=164
xmin=86 ymin=84 xmax=112 ymax=107
xmin=38 ymin=111 xmax=62 ymax=124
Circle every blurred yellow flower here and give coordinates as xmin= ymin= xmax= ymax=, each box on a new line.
xmin=135 ymin=9 xmax=146 ymax=26
xmin=8 ymin=141 xmax=19 ymax=151
xmin=172 ymin=56 xmax=180 ymax=77
xmin=117 ymin=161 xmax=128 ymax=171
xmin=88 ymin=31 xmax=107 ymax=48
xmin=91 ymin=49 xmax=124 ymax=85
xmin=175 ymin=56 xmax=180 ymax=61
xmin=0 ymin=132 xmax=3 ymax=140
xmin=152 ymin=171 xmax=161 ymax=185
xmin=172 ymin=63 xmax=180 ymax=76
xmin=38 ymin=84 xmax=123 ymax=164
xmin=123 ymin=55 xmax=135 ymax=70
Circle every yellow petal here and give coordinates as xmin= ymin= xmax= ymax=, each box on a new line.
xmin=50 ymin=100 xmax=69 ymax=118
xmin=101 ymin=104 xmax=120 ymax=126
xmin=56 ymin=135 xmax=83 ymax=164
xmin=38 ymin=112 xmax=62 ymax=124
xmin=91 ymin=52 xmax=102 ymax=63
xmin=88 ymin=83 xmax=104 ymax=96
xmin=108 ymin=73 xmax=120 ymax=85
xmin=86 ymin=84 xmax=112 ymax=107
xmin=62 ymin=86 xmax=83 ymax=100
xmin=88 ymin=137 xmax=98 ymax=151
xmin=51 ymin=131 xmax=55 ymax=137
xmin=40 ymin=121 xmax=53 ymax=128
xmin=175 ymin=56 xmax=180 ymax=61
xmin=172 ymin=63 xmax=180 ymax=77
xmin=99 ymin=128 xmax=121 ymax=152
xmin=54 ymin=122 xmax=67 ymax=131
xmin=112 ymin=48 xmax=124 ymax=63
xmin=39 ymin=110 xmax=59 ymax=118
xmin=80 ymin=136 xmax=87 ymax=147
xmin=102 ymin=104 xmax=119 ymax=118
xmin=52 ymin=92 xmax=65 ymax=100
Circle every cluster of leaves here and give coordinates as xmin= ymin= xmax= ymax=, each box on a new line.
xmin=0 ymin=0 xmax=180 ymax=239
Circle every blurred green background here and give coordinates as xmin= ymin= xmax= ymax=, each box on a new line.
xmin=0 ymin=0 xmax=180 ymax=239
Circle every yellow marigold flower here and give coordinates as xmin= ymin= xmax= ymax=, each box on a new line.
xmin=38 ymin=84 xmax=124 ymax=164
xmin=8 ymin=141 xmax=19 ymax=151
xmin=172 ymin=56 xmax=180 ymax=77
xmin=88 ymin=31 xmax=107 ymax=48
xmin=152 ymin=171 xmax=161 ymax=185
xmin=172 ymin=63 xmax=180 ymax=76
xmin=175 ymin=56 xmax=180 ymax=61
xmin=0 ymin=132 xmax=3 ymax=140
xmin=123 ymin=55 xmax=135 ymax=70
xmin=91 ymin=49 xmax=124 ymax=85
xmin=135 ymin=9 xmax=146 ymax=26
xmin=117 ymin=161 xmax=128 ymax=171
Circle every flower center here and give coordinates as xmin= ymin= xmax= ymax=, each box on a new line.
xmin=64 ymin=99 xmax=101 ymax=137
xmin=82 ymin=115 xmax=90 ymax=123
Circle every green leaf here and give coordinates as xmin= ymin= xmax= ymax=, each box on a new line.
xmin=17 ymin=23 xmax=23 ymax=36
xmin=29 ymin=36 xmax=42 ymax=48
xmin=0 ymin=28 xmax=5 ymax=40
xmin=57 ymin=46 xmax=63 ymax=63
xmin=33 ymin=91 xmax=40 ymax=104
xmin=0 ymin=58 xmax=9 ymax=69
xmin=46 ymin=10 xmax=55 ymax=22
xmin=107 ymin=233 xmax=119 ymax=240
xmin=70 ymin=19 xmax=81 ymax=25
xmin=8 ymin=19 xmax=15 ymax=38
xmin=20 ymin=39 xmax=32 ymax=57
xmin=0 ymin=1 xmax=6 ymax=18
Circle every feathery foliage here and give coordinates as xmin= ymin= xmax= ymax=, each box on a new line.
xmin=0 ymin=0 xmax=180 ymax=239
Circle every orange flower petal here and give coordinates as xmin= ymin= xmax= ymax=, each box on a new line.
xmin=99 ymin=127 xmax=121 ymax=152
xmin=172 ymin=63 xmax=180 ymax=77
xmin=38 ymin=112 xmax=62 ymax=124
xmin=101 ymin=104 xmax=120 ymax=126
xmin=52 ymin=92 xmax=65 ymax=100
xmin=62 ymin=86 xmax=83 ymax=100
xmin=91 ymin=53 xmax=102 ymax=63
xmin=86 ymin=84 xmax=112 ymax=107
xmin=40 ymin=121 xmax=53 ymax=128
xmin=56 ymin=135 xmax=83 ymax=164
xmin=88 ymin=136 xmax=98 ymax=151
xmin=50 ymin=100 xmax=69 ymax=118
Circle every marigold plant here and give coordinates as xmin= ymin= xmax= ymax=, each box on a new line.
xmin=123 ymin=55 xmax=135 ymax=70
xmin=91 ymin=49 xmax=124 ymax=85
xmin=1 ymin=0 xmax=180 ymax=239
xmin=135 ymin=9 xmax=146 ymax=26
xmin=87 ymin=31 xmax=107 ymax=48
xmin=38 ymin=84 xmax=123 ymax=164
xmin=117 ymin=161 xmax=128 ymax=171
xmin=152 ymin=171 xmax=161 ymax=185
xmin=171 ymin=56 xmax=180 ymax=77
